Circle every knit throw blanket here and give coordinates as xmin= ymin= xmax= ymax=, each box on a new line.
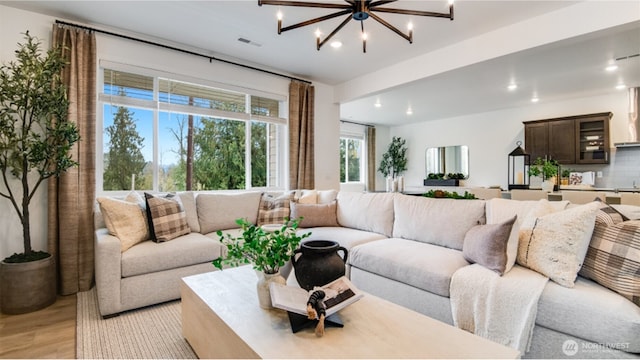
xmin=450 ymin=264 xmax=549 ymax=355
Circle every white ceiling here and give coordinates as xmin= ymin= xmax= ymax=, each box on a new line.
xmin=2 ymin=0 xmax=639 ymax=126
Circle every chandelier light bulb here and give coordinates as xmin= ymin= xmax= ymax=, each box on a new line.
xmin=315 ymin=28 xmax=321 ymax=38
xmin=449 ymin=0 xmax=454 ymax=5
xmin=407 ymin=22 xmax=413 ymax=31
xmin=362 ymin=32 xmax=368 ymax=40
xmin=277 ymin=11 xmax=283 ymax=21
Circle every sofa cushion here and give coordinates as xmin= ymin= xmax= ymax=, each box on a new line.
xmin=393 ymin=195 xmax=486 ymax=250
xmin=463 ymin=216 xmax=517 ymax=275
xmin=486 ymin=198 xmax=569 ymax=273
xmin=297 ymin=226 xmax=387 ymax=250
xmin=318 ymin=189 xmax=338 ymax=204
xmin=536 ymin=276 xmax=640 ymax=353
xmin=177 ymin=191 xmax=200 ymax=233
xmin=196 ymin=192 xmax=263 ymax=234
xmin=580 ymin=217 xmax=640 ymax=306
xmin=517 ymin=202 xmax=600 ymax=287
xmin=97 ymin=193 xmax=150 ymax=252
xmin=349 ymin=238 xmax=469 ymax=297
xmin=337 ymin=192 xmax=395 ymax=237
xmin=121 ymin=232 xmax=223 ymax=277
xmin=290 ymin=201 xmax=339 ymax=228
xmin=257 ymin=192 xmax=293 ymax=226
xmin=144 ymin=193 xmax=191 ymax=242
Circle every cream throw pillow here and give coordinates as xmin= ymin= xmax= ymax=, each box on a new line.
xmin=97 ymin=193 xmax=150 ymax=252
xmin=517 ymin=201 xmax=600 ymax=287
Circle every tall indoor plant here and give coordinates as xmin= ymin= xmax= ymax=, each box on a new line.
xmin=0 ymin=32 xmax=80 ymax=314
xmin=378 ymin=136 xmax=408 ymax=191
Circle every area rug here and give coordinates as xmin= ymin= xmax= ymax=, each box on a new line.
xmin=76 ymin=288 xmax=196 ymax=359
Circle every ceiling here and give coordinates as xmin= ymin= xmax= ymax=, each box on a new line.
xmin=2 ymin=0 xmax=639 ymax=126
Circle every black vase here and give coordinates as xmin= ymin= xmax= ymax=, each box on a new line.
xmin=292 ymin=240 xmax=348 ymax=291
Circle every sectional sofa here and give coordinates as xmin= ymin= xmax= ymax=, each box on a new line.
xmin=94 ymin=190 xmax=640 ymax=358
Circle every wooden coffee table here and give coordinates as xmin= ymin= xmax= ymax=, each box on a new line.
xmin=181 ymin=266 xmax=518 ymax=359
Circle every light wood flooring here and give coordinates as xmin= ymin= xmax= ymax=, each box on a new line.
xmin=0 ymin=295 xmax=76 ymax=358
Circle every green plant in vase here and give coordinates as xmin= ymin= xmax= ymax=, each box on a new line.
xmin=527 ymin=157 xmax=559 ymax=191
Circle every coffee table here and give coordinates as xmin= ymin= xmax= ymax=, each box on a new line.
xmin=181 ymin=266 xmax=519 ymax=359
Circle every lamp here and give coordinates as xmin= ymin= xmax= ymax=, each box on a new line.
xmin=508 ymin=141 xmax=530 ymax=190
xmin=258 ymin=0 xmax=454 ymax=52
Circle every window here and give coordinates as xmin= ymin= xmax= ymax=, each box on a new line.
xmin=99 ymin=65 xmax=286 ymax=192
xmin=340 ymin=137 xmax=364 ymax=183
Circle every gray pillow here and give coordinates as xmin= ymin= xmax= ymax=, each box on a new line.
xmin=462 ymin=216 xmax=517 ymax=275
xmin=290 ymin=201 xmax=339 ymax=228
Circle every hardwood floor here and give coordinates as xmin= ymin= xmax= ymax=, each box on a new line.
xmin=0 ymin=295 xmax=76 ymax=359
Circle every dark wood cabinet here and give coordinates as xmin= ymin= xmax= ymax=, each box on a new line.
xmin=523 ymin=112 xmax=611 ymax=165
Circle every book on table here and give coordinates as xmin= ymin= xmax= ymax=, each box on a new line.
xmin=269 ymin=276 xmax=364 ymax=317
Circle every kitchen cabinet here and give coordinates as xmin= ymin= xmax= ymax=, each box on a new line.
xmin=523 ymin=112 xmax=611 ymax=164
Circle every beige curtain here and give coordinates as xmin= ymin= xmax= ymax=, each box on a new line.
xmin=48 ymin=24 xmax=96 ymax=295
xmin=289 ymin=80 xmax=315 ymax=189
xmin=367 ymin=126 xmax=376 ymax=191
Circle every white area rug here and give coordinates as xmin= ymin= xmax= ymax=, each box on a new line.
xmin=76 ymin=288 xmax=196 ymax=359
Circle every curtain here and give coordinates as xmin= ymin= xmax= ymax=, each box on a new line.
xmin=289 ymin=80 xmax=315 ymax=189
xmin=48 ymin=24 xmax=97 ymax=295
xmin=367 ymin=126 xmax=376 ymax=191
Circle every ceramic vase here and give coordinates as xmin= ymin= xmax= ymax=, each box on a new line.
xmin=256 ymin=271 xmax=286 ymax=309
xmin=541 ymin=178 xmax=556 ymax=192
xmin=292 ymin=240 xmax=348 ymax=291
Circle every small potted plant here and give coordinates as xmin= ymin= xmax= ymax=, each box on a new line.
xmin=0 ymin=32 xmax=80 ymax=314
xmin=527 ymin=157 xmax=559 ymax=192
xmin=213 ymin=217 xmax=311 ymax=309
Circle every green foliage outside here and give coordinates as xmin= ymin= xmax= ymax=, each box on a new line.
xmin=103 ymin=106 xmax=147 ymax=190
xmin=0 ymin=32 xmax=80 ymax=260
xmin=213 ymin=218 xmax=311 ymax=274
xmin=340 ymin=138 xmax=361 ymax=182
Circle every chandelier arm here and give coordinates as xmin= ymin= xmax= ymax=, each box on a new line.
xmin=372 ymin=7 xmax=452 ymax=19
xmin=369 ymin=0 xmax=398 ymax=7
xmin=317 ymin=15 xmax=352 ymax=50
xmin=280 ymin=9 xmax=353 ymax=33
xmin=343 ymin=0 xmax=356 ymax=5
xmin=368 ymin=12 xmax=411 ymax=43
xmin=258 ymin=0 xmax=351 ymax=10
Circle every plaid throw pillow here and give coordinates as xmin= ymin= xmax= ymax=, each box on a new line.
xmin=144 ymin=193 xmax=191 ymax=242
xmin=580 ymin=209 xmax=640 ymax=306
xmin=257 ymin=193 xmax=294 ymax=226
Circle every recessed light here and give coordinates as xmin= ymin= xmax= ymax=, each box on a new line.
xmin=605 ymin=64 xmax=618 ymax=72
xmin=531 ymin=97 xmax=539 ymax=103
xmin=330 ymin=40 xmax=342 ymax=49
xmin=374 ymin=101 xmax=381 ymax=108
xmin=616 ymin=84 xmax=626 ymax=90
xmin=406 ymin=107 xmax=413 ymax=115
xmin=508 ymin=83 xmax=517 ymax=91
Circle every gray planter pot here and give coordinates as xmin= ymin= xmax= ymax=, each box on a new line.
xmin=0 ymin=255 xmax=56 ymax=314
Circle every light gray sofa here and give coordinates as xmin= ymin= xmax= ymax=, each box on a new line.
xmin=93 ymin=190 xmax=640 ymax=359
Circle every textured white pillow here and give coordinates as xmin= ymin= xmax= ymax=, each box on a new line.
xmin=296 ymin=190 xmax=318 ymax=204
xmin=517 ymin=201 xmax=600 ymax=287
xmin=97 ymin=194 xmax=150 ymax=252
xmin=178 ymin=191 xmax=200 ymax=233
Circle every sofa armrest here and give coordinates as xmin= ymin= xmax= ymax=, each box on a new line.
xmin=94 ymin=228 xmax=122 ymax=317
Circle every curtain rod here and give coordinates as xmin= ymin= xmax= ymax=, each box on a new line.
xmin=55 ymin=20 xmax=312 ymax=84
xmin=340 ymin=119 xmax=374 ymax=128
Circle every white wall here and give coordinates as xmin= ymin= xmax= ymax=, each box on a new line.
xmin=390 ymin=91 xmax=630 ymax=190
xmin=0 ymin=4 xmax=341 ymax=261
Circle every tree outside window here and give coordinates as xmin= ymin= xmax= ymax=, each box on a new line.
xmin=340 ymin=137 xmax=363 ymax=183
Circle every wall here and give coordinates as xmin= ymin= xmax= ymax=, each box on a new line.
xmin=390 ymin=91 xmax=633 ymax=190
xmin=0 ymin=4 xmax=341 ymax=261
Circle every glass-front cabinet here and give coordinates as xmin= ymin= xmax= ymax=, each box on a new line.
xmin=576 ymin=113 xmax=612 ymax=164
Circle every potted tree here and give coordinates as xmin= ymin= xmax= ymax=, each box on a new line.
xmin=527 ymin=157 xmax=559 ymax=192
xmin=0 ymin=32 xmax=80 ymax=314
xmin=378 ymin=136 xmax=408 ymax=192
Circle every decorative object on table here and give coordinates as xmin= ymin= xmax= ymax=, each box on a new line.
xmin=507 ymin=141 xmax=531 ymax=190
xmin=569 ymin=172 xmax=583 ymax=185
xmin=379 ymin=136 xmax=408 ymax=192
xmin=423 ymin=172 xmax=465 ymax=186
xmin=213 ymin=217 xmax=311 ymax=309
xmin=561 ymin=169 xmax=572 ymax=186
xmin=423 ymin=190 xmax=477 ymax=200
xmin=292 ymin=240 xmax=348 ymax=291
xmin=306 ymin=289 xmax=327 ymax=337
xmin=0 ymin=32 xmax=80 ymax=314
xmin=527 ymin=157 xmax=559 ymax=192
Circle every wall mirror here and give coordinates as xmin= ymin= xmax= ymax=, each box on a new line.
xmin=425 ymin=145 xmax=469 ymax=178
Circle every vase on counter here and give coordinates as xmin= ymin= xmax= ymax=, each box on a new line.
xmin=541 ymin=177 xmax=556 ymax=192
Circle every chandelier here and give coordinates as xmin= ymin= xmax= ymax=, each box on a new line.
xmin=257 ymin=0 xmax=454 ymax=52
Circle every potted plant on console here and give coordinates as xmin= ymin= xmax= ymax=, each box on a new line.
xmin=213 ymin=218 xmax=311 ymax=309
xmin=527 ymin=157 xmax=559 ymax=192
xmin=0 ymin=32 xmax=80 ymax=314
xmin=378 ymin=136 xmax=408 ymax=192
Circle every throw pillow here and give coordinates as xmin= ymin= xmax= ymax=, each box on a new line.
xmin=593 ymin=198 xmax=629 ymax=224
xmin=517 ymin=202 xmax=600 ymax=287
xmin=144 ymin=193 xmax=190 ymax=242
xmin=290 ymin=201 xmax=340 ymax=228
xmin=579 ymin=217 xmax=640 ymax=306
xmin=295 ymin=190 xmax=318 ymax=204
xmin=97 ymin=195 xmax=149 ymax=252
xmin=257 ymin=192 xmax=294 ymax=226
xmin=177 ymin=191 xmax=200 ymax=233
xmin=462 ymin=215 xmax=517 ymax=275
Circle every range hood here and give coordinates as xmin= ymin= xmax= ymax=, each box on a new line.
xmin=615 ymin=87 xmax=640 ymax=148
